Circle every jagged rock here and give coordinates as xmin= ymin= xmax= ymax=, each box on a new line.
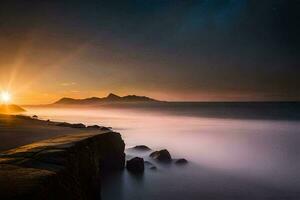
xmin=132 ymin=145 xmax=151 ymax=151
xmin=70 ymin=123 xmax=86 ymax=128
xmin=56 ymin=122 xmax=71 ymax=127
xmin=150 ymin=149 xmax=172 ymax=162
xmin=100 ymin=127 xmax=111 ymax=131
xmin=86 ymin=125 xmax=110 ymax=131
xmin=0 ymin=131 xmax=125 ymax=199
xmin=175 ymin=158 xmax=188 ymax=165
xmin=87 ymin=125 xmax=101 ymax=129
xmin=56 ymin=122 xmax=86 ymax=129
xmin=126 ymin=157 xmax=144 ymax=173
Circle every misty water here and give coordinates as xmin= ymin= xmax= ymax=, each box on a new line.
xmin=25 ymin=103 xmax=300 ymax=199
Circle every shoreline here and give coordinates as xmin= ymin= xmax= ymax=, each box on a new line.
xmin=0 ymin=114 xmax=113 ymax=152
xmin=0 ymin=114 xmax=125 ymax=199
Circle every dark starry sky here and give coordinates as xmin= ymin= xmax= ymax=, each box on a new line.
xmin=0 ymin=0 xmax=299 ymax=102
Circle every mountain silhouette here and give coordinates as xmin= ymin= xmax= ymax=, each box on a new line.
xmin=54 ymin=93 xmax=158 ymax=105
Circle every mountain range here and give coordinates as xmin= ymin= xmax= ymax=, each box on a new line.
xmin=54 ymin=93 xmax=159 ymax=105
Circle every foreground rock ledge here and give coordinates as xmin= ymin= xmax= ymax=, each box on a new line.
xmin=0 ymin=131 xmax=125 ymax=200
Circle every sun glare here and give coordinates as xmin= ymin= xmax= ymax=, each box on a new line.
xmin=1 ymin=91 xmax=11 ymax=104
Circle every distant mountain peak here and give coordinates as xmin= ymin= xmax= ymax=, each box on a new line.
xmin=106 ymin=93 xmax=121 ymax=99
xmin=53 ymin=93 xmax=159 ymax=105
xmin=55 ymin=97 xmax=76 ymax=104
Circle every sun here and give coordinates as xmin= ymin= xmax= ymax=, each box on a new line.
xmin=1 ymin=91 xmax=11 ymax=104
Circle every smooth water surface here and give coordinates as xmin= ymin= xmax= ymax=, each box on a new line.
xmin=25 ymin=103 xmax=300 ymax=199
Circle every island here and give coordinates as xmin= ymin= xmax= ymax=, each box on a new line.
xmin=53 ymin=93 xmax=160 ymax=105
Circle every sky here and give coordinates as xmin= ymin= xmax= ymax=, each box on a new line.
xmin=0 ymin=0 xmax=299 ymax=104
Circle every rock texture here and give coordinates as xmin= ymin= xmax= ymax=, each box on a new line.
xmin=56 ymin=122 xmax=86 ymax=128
xmin=132 ymin=145 xmax=151 ymax=151
xmin=175 ymin=158 xmax=188 ymax=165
xmin=0 ymin=131 xmax=125 ymax=200
xmin=149 ymin=149 xmax=172 ymax=162
xmin=126 ymin=157 xmax=144 ymax=173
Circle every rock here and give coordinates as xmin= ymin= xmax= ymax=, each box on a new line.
xmin=126 ymin=157 xmax=144 ymax=173
xmin=32 ymin=115 xmax=38 ymax=119
xmin=84 ymin=125 xmax=110 ymax=130
xmin=175 ymin=158 xmax=188 ymax=165
xmin=0 ymin=131 xmax=125 ymax=199
xmin=87 ymin=125 xmax=101 ymax=129
xmin=132 ymin=145 xmax=151 ymax=151
xmin=149 ymin=149 xmax=172 ymax=162
xmin=70 ymin=123 xmax=86 ymax=128
xmin=56 ymin=122 xmax=86 ymax=129
xmin=56 ymin=122 xmax=71 ymax=127
xmin=100 ymin=127 xmax=111 ymax=131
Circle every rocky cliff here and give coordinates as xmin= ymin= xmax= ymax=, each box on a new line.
xmin=0 ymin=131 xmax=125 ymax=200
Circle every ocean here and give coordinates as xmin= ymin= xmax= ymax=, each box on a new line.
xmin=25 ymin=102 xmax=300 ymax=200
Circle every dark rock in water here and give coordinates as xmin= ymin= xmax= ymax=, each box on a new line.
xmin=32 ymin=115 xmax=38 ymax=119
xmin=175 ymin=158 xmax=188 ymax=165
xmin=126 ymin=157 xmax=144 ymax=173
xmin=87 ymin=125 xmax=101 ymax=129
xmin=133 ymin=145 xmax=151 ymax=151
xmin=150 ymin=149 xmax=172 ymax=162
